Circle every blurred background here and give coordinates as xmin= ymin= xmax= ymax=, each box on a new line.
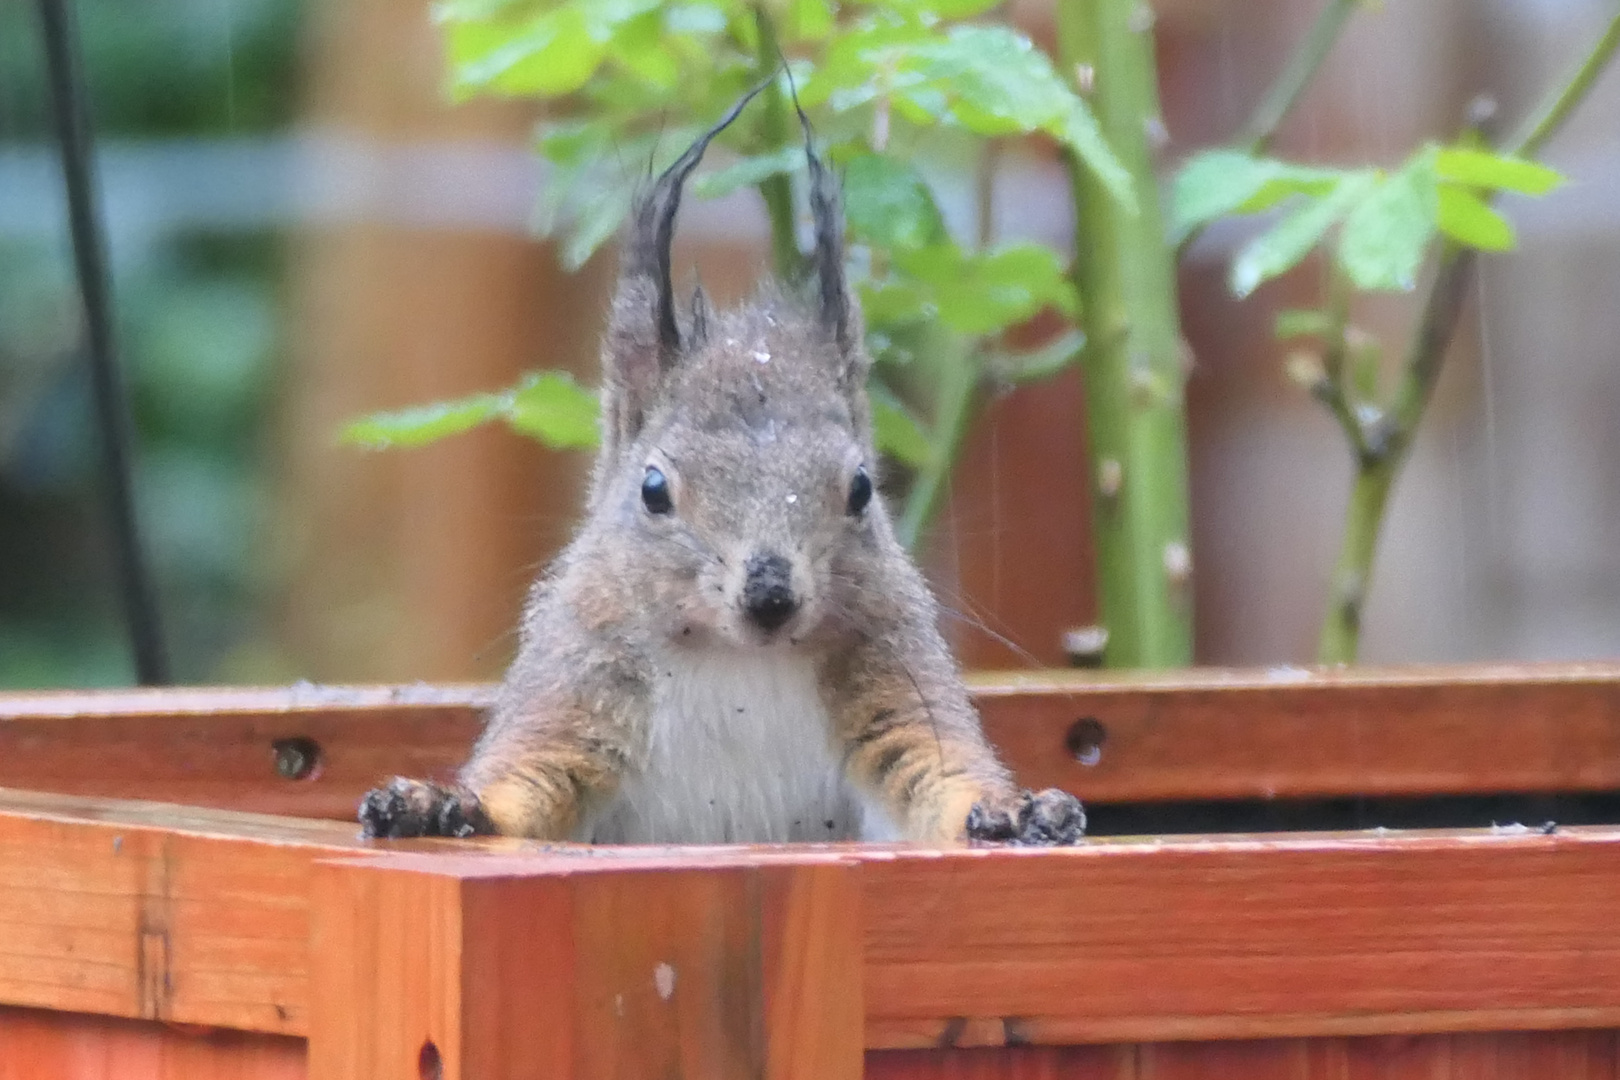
xmin=1 ymin=0 xmax=1617 ymax=688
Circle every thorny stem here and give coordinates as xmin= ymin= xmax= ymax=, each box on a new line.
xmin=1060 ymin=0 xmax=1193 ymax=668
xmin=1317 ymin=13 xmax=1620 ymax=663
xmin=752 ymin=6 xmax=806 ymax=284
xmin=1239 ymin=0 xmax=1364 ymax=155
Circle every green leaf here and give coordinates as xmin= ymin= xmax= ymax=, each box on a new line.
xmin=867 ymin=382 xmax=933 ymax=469
xmin=858 ymin=278 xmax=934 ymax=326
xmin=1434 ymin=146 xmax=1563 ymax=195
xmin=693 ymin=146 xmax=806 ymax=199
xmin=1337 ymin=152 xmax=1438 ymax=291
xmin=447 ymin=8 xmax=606 ymax=98
xmin=559 ymin=186 xmax=634 ymax=271
xmin=784 ymin=0 xmax=835 ymax=41
xmin=1230 ymin=173 xmax=1373 ymax=297
xmin=1274 ymin=308 xmax=1335 ymax=340
xmin=341 ymin=394 xmax=505 ymax=449
xmin=1171 ymin=150 xmax=1351 ymax=243
xmin=506 ymin=371 xmax=601 ymax=448
xmin=896 ymin=242 xmax=1077 ymax=335
xmin=842 ymin=153 xmax=948 ymax=250
xmin=896 ymin=25 xmax=1134 ymax=211
xmin=1436 ymin=185 xmax=1515 ymax=252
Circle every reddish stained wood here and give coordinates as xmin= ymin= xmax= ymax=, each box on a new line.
xmin=5 ymin=789 xmax=1620 ymax=1052
xmin=307 ymin=851 xmax=862 ymax=1080
xmin=0 ymin=789 xmax=368 ymax=1037
xmin=0 ymin=1006 xmax=305 ymax=1080
xmin=5 ymin=664 xmax=1620 ymax=818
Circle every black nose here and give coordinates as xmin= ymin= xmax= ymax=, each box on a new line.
xmin=743 ymin=553 xmax=798 ymax=632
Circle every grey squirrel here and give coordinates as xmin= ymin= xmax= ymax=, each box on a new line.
xmin=359 ymin=80 xmax=1084 ymax=847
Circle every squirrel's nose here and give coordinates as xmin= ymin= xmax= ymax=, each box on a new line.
xmin=742 ymin=552 xmax=798 ymax=633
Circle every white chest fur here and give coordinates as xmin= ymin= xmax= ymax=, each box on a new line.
xmin=581 ymin=647 xmax=890 ymax=844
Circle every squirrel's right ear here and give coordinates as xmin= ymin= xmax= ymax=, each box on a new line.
xmin=601 ymin=79 xmax=773 ymax=446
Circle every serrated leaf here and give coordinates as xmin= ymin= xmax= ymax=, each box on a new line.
xmin=842 ymin=153 xmax=948 ymax=250
xmin=896 ymin=242 xmax=1076 ymax=335
xmin=1172 ymin=150 xmax=1353 ymax=242
xmin=1436 ymin=185 xmax=1515 ymax=252
xmin=506 ymin=371 xmax=601 ymax=448
xmin=1435 ymin=146 xmax=1563 ymax=195
xmin=1337 ymin=152 xmax=1438 ymax=291
xmin=868 ymin=382 xmax=933 ymax=469
xmin=693 ymin=146 xmax=806 ymax=199
xmin=341 ymin=394 xmax=505 ymax=449
xmin=1230 ymin=173 xmax=1373 ymax=297
xmin=1275 ymin=308 xmax=1335 ymax=340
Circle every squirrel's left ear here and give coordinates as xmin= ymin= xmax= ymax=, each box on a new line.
xmin=795 ymin=97 xmax=868 ymax=390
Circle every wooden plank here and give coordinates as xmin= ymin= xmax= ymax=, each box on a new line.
xmin=0 ymin=789 xmax=368 ymax=1037
xmin=861 ymin=829 xmax=1620 ymax=1048
xmin=0 ymin=1005 xmax=305 ymax=1080
xmin=5 ymin=664 xmax=1620 ymax=818
xmin=4 ymin=789 xmax=1620 ymax=1049
xmin=306 ymin=851 xmax=862 ymax=1080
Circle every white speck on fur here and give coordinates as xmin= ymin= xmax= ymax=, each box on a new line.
xmin=580 ymin=647 xmax=894 ymax=843
xmin=785 ymin=493 xmax=798 ymax=504
xmin=753 ymin=349 xmax=771 ymax=364
xmin=654 ymin=963 xmax=676 ymax=1001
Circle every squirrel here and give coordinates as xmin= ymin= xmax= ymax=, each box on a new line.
xmin=358 ymin=80 xmax=1085 ymax=848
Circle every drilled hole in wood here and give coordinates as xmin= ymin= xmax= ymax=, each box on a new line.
xmin=1066 ymin=718 xmax=1106 ymax=766
xmin=271 ymin=737 xmax=322 ymax=781
xmin=418 ymin=1040 xmax=442 ymax=1080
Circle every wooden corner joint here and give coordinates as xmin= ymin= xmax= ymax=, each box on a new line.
xmin=306 ymin=850 xmax=864 ymax=1080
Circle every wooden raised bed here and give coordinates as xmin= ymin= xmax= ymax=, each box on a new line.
xmin=3 ymin=663 xmax=1620 ymax=1078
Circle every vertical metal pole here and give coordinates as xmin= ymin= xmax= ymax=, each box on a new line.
xmin=36 ymin=0 xmax=169 ymax=684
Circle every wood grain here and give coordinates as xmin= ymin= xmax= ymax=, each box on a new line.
xmin=0 ymin=789 xmax=367 ymax=1036
xmin=5 ymin=788 xmax=1620 ymax=1052
xmin=307 ymin=851 xmax=862 ymax=1080
xmin=861 ymin=829 xmax=1620 ymax=1048
xmin=0 ymin=1006 xmax=305 ymax=1080
xmin=5 ymin=663 xmax=1620 ymax=818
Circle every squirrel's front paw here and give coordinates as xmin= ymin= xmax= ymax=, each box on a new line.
xmin=359 ymin=776 xmax=494 ymax=839
xmin=965 ymin=788 xmax=1085 ymax=846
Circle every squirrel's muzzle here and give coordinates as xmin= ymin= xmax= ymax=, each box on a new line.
xmin=742 ymin=552 xmax=798 ymax=633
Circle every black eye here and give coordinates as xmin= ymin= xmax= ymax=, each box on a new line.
xmin=642 ymin=466 xmax=673 ymax=514
xmin=847 ymin=466 xmax=873 ymax=516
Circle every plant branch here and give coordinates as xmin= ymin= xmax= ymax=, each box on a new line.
xmin=897 ymin=341 xmax=980 ymax=551
xmin=1059 ymin=0 xmax=1193 ymax=668
xmin=1318 ymin=16 xmax=1620 ymax=663
xmin=1309 ymin=264 xmax=1372 ymax=462
xmin=1507 ymin=9 xmax=1620 ymax=157
xmin=752 ymin=6 xmax=806 ymax=283
xmin=1239 ymin=0 xmax=1363 ymax=154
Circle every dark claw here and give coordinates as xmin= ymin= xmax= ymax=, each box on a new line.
xmin=358 ymin=776 xmax=493 ymax=839
xmin=965 ymin=788 xmax=1086 ymax=846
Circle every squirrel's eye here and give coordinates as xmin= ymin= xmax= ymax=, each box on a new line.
xmin=642 ymin=466 xmax=673 ymax=515
xmin=847 ymin=466 xmax=873 ymax=516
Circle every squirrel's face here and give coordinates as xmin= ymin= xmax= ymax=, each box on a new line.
xmin=606 ymin=306 xmax=879 ymax=650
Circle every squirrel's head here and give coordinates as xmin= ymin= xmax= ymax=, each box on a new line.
xmin=588 ymin=79 xmax=883 ymax=651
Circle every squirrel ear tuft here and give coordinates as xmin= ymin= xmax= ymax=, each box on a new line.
xmin=787 ymin=72 xmax=865 ymax=384
xmin=601 ymin=76 xmax=774 ymax=445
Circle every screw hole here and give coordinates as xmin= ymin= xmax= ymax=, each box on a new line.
xmin=418 ymin=1040 xmax=442 ymax=1080
xmin=271 ymin=737 xmax=322 ymax=781
xmin=1065 ymin=718 xmax=1106 ymax=767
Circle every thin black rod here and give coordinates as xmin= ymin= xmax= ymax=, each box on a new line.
xmin=36 ymin=0 xmax=169 ymax=684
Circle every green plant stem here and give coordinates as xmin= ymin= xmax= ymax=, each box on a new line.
xmin=897 ymin=339 xmax=979 ymax=550
xmin=752 ymin=6 xmax=806 ymax=283
xmin=1059 ymin=0 xmax=1192 ymax=668
xmin=1317 ymin=13 xmax=1619 ymax=663
xmin=1239 ymin=0 xmax=1362 ymax=154
xmin=1507 ymin=9 xmax=1620 ymax=157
